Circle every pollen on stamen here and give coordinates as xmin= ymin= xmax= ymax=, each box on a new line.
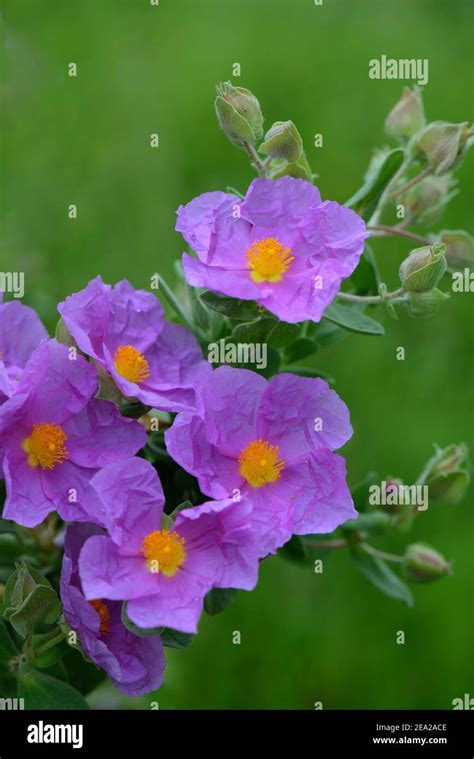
xmin=238 ymin=439 xmax=285 ymax=488
xmin=246 ymin=237 xmax=294 ymax=283
xmin=141 ymin=529 xmax=187 ymax=577
xmin=22 ymin=423 xmax=68 ymax=470
xmin=113 ymin=345 xmax=150 ymax=384
xmin=89 ymin=599 xmax=111 ymax=636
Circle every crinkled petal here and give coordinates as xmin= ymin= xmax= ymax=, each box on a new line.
xmin=286 ymin=450 xmax=357 ymax=535
xmin=90 ymin=458 xmax=163 ymax=553
xmin=258 ymin=373 xmax=352 ymax=458
xmin=0 ymin=301 xmax=48 ymax=368
xmin=64 ymin=399 xmax=146 ymax=468
xmin=300 ymin=200 xmax=368 ymax=278
xmin=127 ymin=593 xmax=203 ymax=635
xmin=197 ymin=365 xmax=267 ymax=457
xmin=2 ymin=452 xmax=53 ymax=526
xmin=58 ymin=276 xmax=112 ymax=361
xmin=241 ymin=176 xmax=322 ymax=227
xmin=79 ymin=535 xmax=158 ymax=601
xmin=182 ymin=253 xmax=261 ymax=301
xmin=177 ymin=497 xmax=259 ymax=591
xmin=176 ymin=191 xmax=237 ymax=259
xmin=17 ymin=340 xmax=97 ymax=425
xmin=165 ymin=412 xmax=241 ymax=499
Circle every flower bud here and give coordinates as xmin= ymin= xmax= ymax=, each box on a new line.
xmin=2 ymin=561 xmax=60 ymax=637
xmin=423 ymin=443 xmax=470 ymax=505
xmin=385 ymin=86 xmax=425 ymax=140
xmin=215 ymin=82 xmax=263 ymax=146
xmin=267 ymin=154 xmax=313 ymax=182
xmin=399 ymin=243 xmax=446 ymax=292
xmin=408 ymin=287 xmax=450 ymax=317
xmin=415 ymin=121 xmax=474 ymax=175
xmin=438 ymin=230 xmax=474 ymax=271
xmin=403 ymin=543 xmax=451 ymax=583
xmin=55 ymin=317 xmax=76 ymax=348
xmin=401 ymin=175 xmax=456 ymax=227
xmin=259 ymin=120 xmax=303 ymax=162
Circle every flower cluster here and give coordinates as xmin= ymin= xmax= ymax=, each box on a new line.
xmin=0 ymin=80 xmax=468 ymax=709
xmin=0 ymin=178 xmax=362 ymax=696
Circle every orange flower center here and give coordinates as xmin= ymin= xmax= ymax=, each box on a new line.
xmin=238 ymin=438 xmax=285 ymax=488
xmin=141 ymin=529 xmax=187 ymax=577
xmin=246 ymin=237 xmax=294 ymax=283
xmin=113 ymin=345 xmax=150 ymax=384
xmin=89 ymin=599 xmax=111 ymax=635
xmin=22 ymin=423 xmax=68 ymax=470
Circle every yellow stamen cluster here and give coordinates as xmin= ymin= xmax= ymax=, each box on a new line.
xmin=23 ymin=423 xmax=68 ymax=470
xmin=238 ymin=439 xmax=285 ymax=488
xmin=89 ymin=599 xmax=111 ymax=635
xmin=141 ymin=529 xmax=187 ymax=577
xmin=246 ymin=237 xmax=294 ymax=283
xmin=113 ymin=345 xmax=150 ymax=384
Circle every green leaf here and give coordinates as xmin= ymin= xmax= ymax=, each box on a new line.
xmin=154 ymin=273 xmax=195 ymax=334
xmin=204 ymin=588 xmax=238 ymax=615
xmin=160 ymin=627 xmax=195 ymax=649
xmin=231 ymin=317 xmax=299 ymax=349
xmin=200 ymin=291 xmax=261 ymax=321
xmin=350 ymin=547 xmax=414 ymax=606
xmin=324 ymin=303 xmax=384 ymax=335
xmin=119 ymin=401 xmax=151 ymax=419
xmin=346 ymin=148 xmax=405 ymax=221
xmin=2 ymin=562 xmax=60 ymax=637
xmin=17 ymin=666 xmax=89 ymax=709
xmin=31 ymin=638 xmax=70 ymax=669
xmin=187 ymin=284 xmax=213 ymax=335
xmin=307 ymin=319 xmax=349 ymax=350
xmin=342 ymin=511 xmax=391 ymax=536
xmin=283 ymin=337 xmax=318 ymax=363
xmin=5 ymin=585 xmax=60 ymax=638
xmin=121 ymin=603 xmax=163 ymax=638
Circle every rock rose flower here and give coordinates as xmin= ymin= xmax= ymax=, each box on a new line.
xmin=176 ymin=176 xmax=367 ymax=323
xmin=165 ymin=365 xmax=357 ymax=557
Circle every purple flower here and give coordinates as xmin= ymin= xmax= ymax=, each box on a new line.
xmin=0 ymin=295 xmax=48 ymax=402
xmin=78 ymin=457 xmax=259 ymax=633
xmin=176 ymin=176 xmax=368 ymax=324
xmin=165 ymin=365 xmax=357 ymax=558
xmin=58 ymin=277 xmax=209 ymax=412
xmin=0 ymin=339 xmax=146 ymax=527
xmin=61 ymin=523 xmax=166 ymax=697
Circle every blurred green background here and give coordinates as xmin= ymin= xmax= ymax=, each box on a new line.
xmin=2 ymin=0 xmax=473 ymax=708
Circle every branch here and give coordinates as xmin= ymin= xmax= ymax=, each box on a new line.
xmin=242 ymin=141 xmax=267 ymax=176
xmin=389 ymin=167 xmax=432 ymax=198
xmin=368 ymin=224 xmax=431 ymax=246
xmin=337 ymin=287 xmax=405 ymax=305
